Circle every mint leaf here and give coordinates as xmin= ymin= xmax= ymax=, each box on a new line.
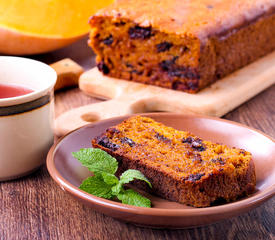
xmin=73 ymin=148 xmax=152 ymax=208
xmin=111 ymin=182 xmax=123 ymax=195
xmin=79 ymin=176 xmax=114 ymax=199
xmin=117 ymin=189 xmax=151 ymax=208
xmin=119 ymin=169 xmax=152 ymax=188
xmin=102 ymin=172 xmax=119 ymax=186
xmin=72 ymin=148 xmax=118 ymax=174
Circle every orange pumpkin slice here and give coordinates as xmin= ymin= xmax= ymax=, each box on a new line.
xmin=0 ymin=0 xmax=113 ymax=55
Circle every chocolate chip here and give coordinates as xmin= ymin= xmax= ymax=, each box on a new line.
xmin=172 ymin=80 xmax=199 ymax=91
xmin=120 ymin=137 xmax=135 ymax=147
xmin=159 ymin=60 xmax=172 ymax=71
xmin=146 ymin=70 xmax=152 ymax=77
xmin=182 ymin=137 xmax=206 ymax=151
xmin=239 ymin=149 xmax=246 ymax=155
xmin=156 ymin=42 xmax=173 ymax=52
xmin=159 ymin=57 xmax=178 ymax=71
xmin=168 ymin=70 xmax=182 ymax=77
xmin=195 ymin=138 xmax=202 ymax=143
xmin=155 ymin=132 xmax=171 ymax=143
xmin=182 ymin=137 xmax=193 ymax=144
xmin=128 ymin=26 xmax=152 ymax=39
xmin=97 ymin=61 xmax=109 ymax=74
xmin=126 ymin=63 xmax=142 ymax=75
xmin=114 ymin=21 xmax=126 ymax=26
xmin=187 ymin=173 xmax=205 ymax=182
xmin=126 ymin=63 xmax=134 ymax=68
xmin=211 ymin=157 xmax=225 ymax=165
xmin=191 ymin=139 xmax=203 ymax=149
xmin=168 ymin=68 xmax=200 ymax=80
xmin=107 ymin=127 xmax=120 ymax=135
xmin=131 ymin=69 xmax=143 ymax=75
xmin=159 ymin=57 xmax=200 ymax=82
xmin=97 ymin=136 xmax=120 ymax=151
xmin=180 ymin=46 xmax=189 ymax=54
xmin=102 ymin=35 xmax=113 ymax=46
xmin=192 ymin=144 xmax=205 ymax=152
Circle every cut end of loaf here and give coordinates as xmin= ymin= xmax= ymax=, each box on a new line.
xmin=89 ymin=16 xmax=212 ymax=93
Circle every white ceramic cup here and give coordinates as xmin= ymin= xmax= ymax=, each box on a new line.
xmin=0 ymin=56 xmax=56 ymax=181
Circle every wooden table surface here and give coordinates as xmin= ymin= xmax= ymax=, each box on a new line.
xmin=0 ymin=38 xmax=274 ymax=240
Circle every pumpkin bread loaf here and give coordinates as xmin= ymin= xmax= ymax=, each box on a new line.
xmin=89 ymin=0 xmax=275 ymax=93
xmin=92 ymin=116 xmax=256 ymax=207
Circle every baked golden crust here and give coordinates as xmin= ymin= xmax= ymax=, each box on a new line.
xmin=93 ymin=0 xmax=275 ymax=41
xmin=89 ymin=0 xmax=275 ymax=93
xmin=92 ymin=116 xmax=256 ymax=207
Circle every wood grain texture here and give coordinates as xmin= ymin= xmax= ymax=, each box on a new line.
xmin=0 ymin=38 xmax=274 ymax=240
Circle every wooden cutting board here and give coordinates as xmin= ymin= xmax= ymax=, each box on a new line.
xmin=55 ymin=51 xmax=275 ymax=136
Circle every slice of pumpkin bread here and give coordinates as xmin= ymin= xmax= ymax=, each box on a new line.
xmin=92 ymin=116 xmax=256 ymax=207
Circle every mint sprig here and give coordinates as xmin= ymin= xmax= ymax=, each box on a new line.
xmin=79 ymin=176 xmax=114 ymax=199
xmin=72 ymin=148 xmax=152 ymax=208
xmin=117 ymin=189 xmax=151 ymax=207
xmin=72 ymin=148 xmax=118 ymax=174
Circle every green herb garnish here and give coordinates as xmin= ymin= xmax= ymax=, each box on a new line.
xmin=72 ymin=148 xmax=152 ymax=208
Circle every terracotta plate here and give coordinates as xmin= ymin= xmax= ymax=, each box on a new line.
xmin=47 ymin=113 xmax=275 ymax=228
